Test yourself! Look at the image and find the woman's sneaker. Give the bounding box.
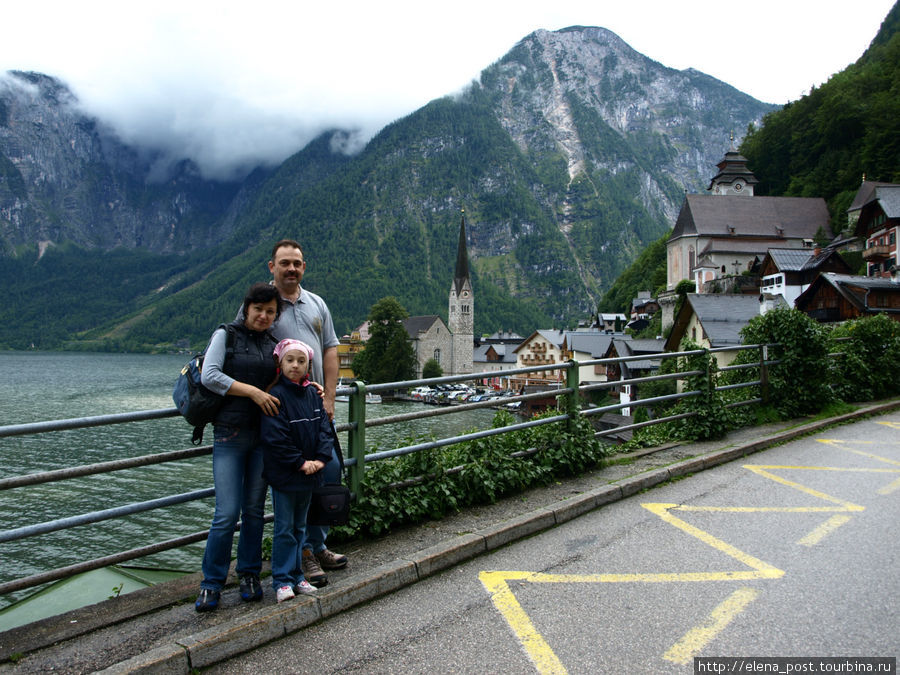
[275,585,295,603]
[239,574,263,602]
[195,588,220,612]
[293,580,318,596]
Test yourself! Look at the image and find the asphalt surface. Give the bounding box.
[1,400,898,674]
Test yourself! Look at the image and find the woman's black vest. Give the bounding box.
[214,321,278,429]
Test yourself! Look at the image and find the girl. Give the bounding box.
[260,339,335,602]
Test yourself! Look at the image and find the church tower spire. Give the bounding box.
[448,210,473,375]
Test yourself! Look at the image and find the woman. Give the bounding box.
[194,282,282,612]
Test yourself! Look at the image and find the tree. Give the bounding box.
[422,358,443,379]
[351,297,417,384]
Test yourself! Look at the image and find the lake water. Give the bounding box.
[0,351,496,608]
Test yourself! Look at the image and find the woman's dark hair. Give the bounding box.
[242,282,282,322]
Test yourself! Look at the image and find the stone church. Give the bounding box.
[403,213,474,377]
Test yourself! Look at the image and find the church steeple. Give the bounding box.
[708,137,758,196]
[453,210,470,295]
[448,210,473,375]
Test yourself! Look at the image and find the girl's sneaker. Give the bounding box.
[275,585,295,603]
[293,580,318,596]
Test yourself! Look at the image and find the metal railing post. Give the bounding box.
[564,360,580,427]
[760,344,770,404]
[347,381,367,498]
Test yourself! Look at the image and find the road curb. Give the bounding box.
[47,400,900,672]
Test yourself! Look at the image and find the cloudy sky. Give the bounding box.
[1,0,894,179]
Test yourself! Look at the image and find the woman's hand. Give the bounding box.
[249,387,281,416]
[300,460,324,475]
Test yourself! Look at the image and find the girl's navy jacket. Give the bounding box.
[260,374,335,492]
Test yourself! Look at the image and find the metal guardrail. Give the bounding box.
[0,344,775,597]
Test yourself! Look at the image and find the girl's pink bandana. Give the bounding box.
[273,339,314,386]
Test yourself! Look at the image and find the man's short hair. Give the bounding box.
[271,239,303,260]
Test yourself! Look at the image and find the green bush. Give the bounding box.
[329,408,611,540]
[668,340,729,441]
[828,314,900,401]
[739,307,834,418]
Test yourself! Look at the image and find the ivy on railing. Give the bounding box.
[331,409,611,539]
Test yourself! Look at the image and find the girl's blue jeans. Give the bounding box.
[270,486,313,589]
[199,425,267,592]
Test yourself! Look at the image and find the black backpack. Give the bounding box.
[172,324,234,444]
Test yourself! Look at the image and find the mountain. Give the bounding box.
[599,0,900,315]
[0,26,776,351]
[0,71,258,253]
[740,1,900,220]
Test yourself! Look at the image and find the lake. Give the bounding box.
[0,351,496,608]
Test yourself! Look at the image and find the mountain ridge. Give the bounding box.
[0,26,778,350]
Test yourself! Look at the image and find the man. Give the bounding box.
[266,239,346,587]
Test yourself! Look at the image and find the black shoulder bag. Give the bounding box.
[307,426,353,527]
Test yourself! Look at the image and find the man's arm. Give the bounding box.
[322,345,339,420]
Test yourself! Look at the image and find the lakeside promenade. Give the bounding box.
[2,398,898,673]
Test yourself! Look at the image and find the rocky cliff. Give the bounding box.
[0,71,246,254]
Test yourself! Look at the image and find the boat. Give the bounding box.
[334,392,382,404]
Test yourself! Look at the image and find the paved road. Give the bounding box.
[208,412,900,674]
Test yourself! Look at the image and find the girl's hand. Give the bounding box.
[300,460,324,475]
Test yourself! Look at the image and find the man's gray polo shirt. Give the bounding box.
[271,287,339,386]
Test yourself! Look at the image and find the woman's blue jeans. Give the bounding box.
[200,425,267,592]
[270,487,313,589]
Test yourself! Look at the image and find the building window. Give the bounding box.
[434,349,441,364]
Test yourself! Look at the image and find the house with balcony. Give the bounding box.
[849,181,900,278]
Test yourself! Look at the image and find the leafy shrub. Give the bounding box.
[739,308,833,418]
[828,314,900,401]
[668,340,729,440]
[329,408,611,541]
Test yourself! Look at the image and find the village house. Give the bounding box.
[473,331,523,390]
[601,337,666,416]
[664,294,771,368]
[795,272,900,323]
[509,330,568,391]
[759,246,852,307]
[849,181,900,278]
[630,291,660,321]
[337,329,366,382]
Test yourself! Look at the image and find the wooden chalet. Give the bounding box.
[795,273,900,323]
[849,181,900,278]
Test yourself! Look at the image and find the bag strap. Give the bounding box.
[328,423,354,500]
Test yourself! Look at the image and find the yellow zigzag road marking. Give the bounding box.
[663,587,760,665]
[481,458,894,673]
[797,515,853,546]
[877,421,900,430]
